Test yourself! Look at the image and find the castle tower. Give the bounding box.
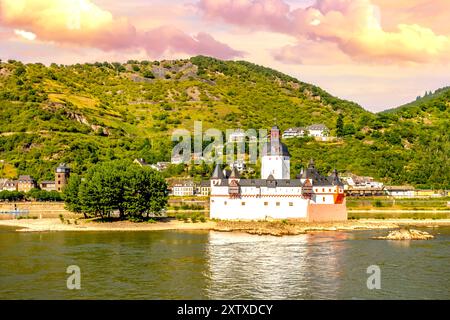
[211,164,224,186]
[261,126,290,179]
[55,163,70,192]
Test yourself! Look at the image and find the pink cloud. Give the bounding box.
[142,26,244,59]
[197,0,450,64]
[198,0,291,32]
[0,0,243,60]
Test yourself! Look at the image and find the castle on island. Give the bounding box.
[209,126,347,222]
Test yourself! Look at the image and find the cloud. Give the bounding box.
[141,26,245,59]
[14,29,37,40]
[198,0,291,32]
[0,0,243,59]
[197,0,450,64]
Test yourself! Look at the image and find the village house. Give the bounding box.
[282,127,307,139]
[282,124,330,140]
[0,178,17,191]
[39,180,57,192]
[16,175,37,192]
[134,158,171,172]
[150,162,170,172]
[171,180,195,196]
[414,190,444,198]
[307,124,329,137]
[197,181,211,196]
[384,186,415,198]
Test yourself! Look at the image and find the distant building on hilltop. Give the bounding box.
[282,124,330,139]
[307,124,329,137]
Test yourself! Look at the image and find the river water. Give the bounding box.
[0,226,449,299]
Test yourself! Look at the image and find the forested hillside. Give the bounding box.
[0,56,448,188]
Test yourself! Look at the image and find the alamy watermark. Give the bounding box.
[66,265,81,290]
[366,265,381,290]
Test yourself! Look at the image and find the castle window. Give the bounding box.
[322,188,325,192]
[329,189,331,192]
[224,201,227,205]
[241,202,246,206]
[264,202,268,206]
[322,197,325,202]
[289,202,293,206]
[276,202,280,206]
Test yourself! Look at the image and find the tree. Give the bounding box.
[343,124,356,136]
[336,114,344,137]
[69,160,168,219]
[123,166,168,217]
[63,175,84,216]
[142,70,155,79]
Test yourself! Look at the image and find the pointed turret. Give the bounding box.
[211,164,224,179]
[328,168,343,186]
[229,167,240,179]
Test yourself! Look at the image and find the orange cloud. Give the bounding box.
[0,0,243,59]
[198,0,450,64]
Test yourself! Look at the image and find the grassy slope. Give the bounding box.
[0,56,448,188]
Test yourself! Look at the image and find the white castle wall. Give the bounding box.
[210,196,309,220]
[209,182,346,221]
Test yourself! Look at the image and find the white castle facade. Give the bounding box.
[209,126,347,222]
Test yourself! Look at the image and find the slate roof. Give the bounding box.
[211,164,225,179]
[261,141,291,157]
[307,124,328,131]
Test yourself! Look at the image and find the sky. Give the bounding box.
[1,0,449,112]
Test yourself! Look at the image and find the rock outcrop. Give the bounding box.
[373,228,434,240]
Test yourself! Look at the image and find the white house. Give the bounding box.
[172,181,195,196]
[307,124,329,137]
[282,124,329,139]
[282,127,306,139]
[384,186,415,198]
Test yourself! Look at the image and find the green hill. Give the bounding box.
[0,56,448,189]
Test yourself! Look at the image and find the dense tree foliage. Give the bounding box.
[62,160,168,219]
[0,189,61,202]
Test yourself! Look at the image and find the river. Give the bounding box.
[0,226,449,299]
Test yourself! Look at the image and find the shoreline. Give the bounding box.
[1,218,450,236]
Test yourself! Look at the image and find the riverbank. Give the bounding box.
[1,218,450,236]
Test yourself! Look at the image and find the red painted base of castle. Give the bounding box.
[306,201,348,222]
